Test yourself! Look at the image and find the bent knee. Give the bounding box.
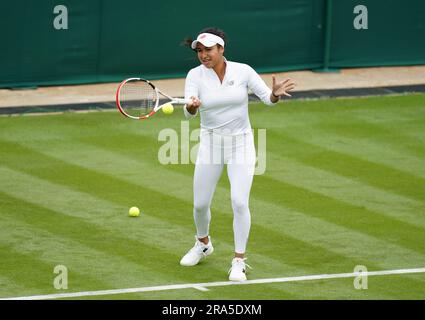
[194,202,210,215]
[231,198,249,215]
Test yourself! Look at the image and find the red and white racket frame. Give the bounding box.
[115,77,191,120]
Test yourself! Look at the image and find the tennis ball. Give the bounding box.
[129,206,140,217]
[162,103,174,115]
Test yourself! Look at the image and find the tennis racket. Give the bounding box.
[115,78,191,120]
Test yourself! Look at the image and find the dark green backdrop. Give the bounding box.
[1,0,424,88]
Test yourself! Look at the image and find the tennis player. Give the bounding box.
[179,27,295,281]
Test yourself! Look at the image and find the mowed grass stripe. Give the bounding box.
[395,128,425,148]
[250,94,425,130]
[318,119,425,160]
[0,245,107,298]
[0,274,37,299]
[8,139,425,271]
[34,137,425,258]
[41,131,425,226]
[0,168,251,284]
[248,183,425,268]
[80,272,425,300]
[0,253,66,298]
[265,153,425,227]
[7,268,425,300]
[1,141,411,287]
[1,136,422,276]
[0,140,195,230]
[1,94,424,299]
[0,188,188,272]
[0,215,148,296]
[0,166,324,286]
[79,130,425,231]
[253,173,425,254]
[0,192,234,287]
[291,127,425,179]
[4,167,392,301]
[0,158,360,286]
[267,130,425,203]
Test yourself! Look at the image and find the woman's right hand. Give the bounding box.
[186,96,201,114]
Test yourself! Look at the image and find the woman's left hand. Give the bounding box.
[272,74,296,97]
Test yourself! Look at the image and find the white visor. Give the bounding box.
[191,33,225,49]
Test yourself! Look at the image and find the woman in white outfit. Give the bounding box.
[179,27,296,281]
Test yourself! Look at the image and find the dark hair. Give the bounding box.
[182,27,227,50]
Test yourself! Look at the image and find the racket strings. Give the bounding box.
[120,81,157,117]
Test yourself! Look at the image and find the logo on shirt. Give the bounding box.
[227,80,234,86]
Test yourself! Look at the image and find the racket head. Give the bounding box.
[116,78,159,120]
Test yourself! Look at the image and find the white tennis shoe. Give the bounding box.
[228,257,251,281]
[180,236,214,266]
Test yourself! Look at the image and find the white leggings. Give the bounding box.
[193,130,256,254]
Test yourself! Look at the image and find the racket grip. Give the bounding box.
[172,98,192,105]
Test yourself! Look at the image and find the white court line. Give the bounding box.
[2,267,424,300]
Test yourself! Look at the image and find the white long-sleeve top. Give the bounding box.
[183,60,277,135]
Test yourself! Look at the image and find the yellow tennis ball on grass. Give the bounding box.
[129,206,140,217]
[162,103,174,115]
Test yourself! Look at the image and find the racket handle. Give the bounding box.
[172,98,192,105]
